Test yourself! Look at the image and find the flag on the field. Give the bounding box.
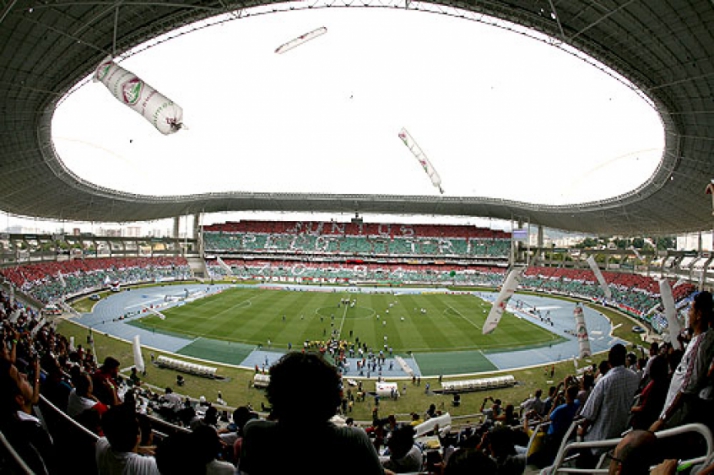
[483,266,525,334]
[57,271,66,288]
[659,279,681,350]
[573,303,591,358]
[586,256,611,299]
[217,256,233,274]
[133,335,145,373]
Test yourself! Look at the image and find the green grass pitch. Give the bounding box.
[130,288,563,354]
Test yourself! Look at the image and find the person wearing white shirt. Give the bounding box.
[577,344,639,468]
[96,406,160,475]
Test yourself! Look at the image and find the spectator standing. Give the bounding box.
[577,344,640,467]
[480,397,502,423]
[541,386,557,417]
[520,389,544,419]
[41,353,73,412]
[629,355,669,430]
[652,291,714,431]
[642,342,660,383]
[129,367,142,387]
[576,373,595,410]
[67,372,113,419]
[92,356,121,407]
[240,352,384,474]
[498,404,519,426]
[157,387,182,421]
[537,384,580,467]
[0,358,56,475]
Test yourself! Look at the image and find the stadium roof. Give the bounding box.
[0,1,712,235]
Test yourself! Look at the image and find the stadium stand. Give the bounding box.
[521,267,696,328]
[0,230,696,341]
[0,257,191,304]
[1,0,713,471]
[206,259,508,287]
[202,220,511,259]
[0,282,713,474]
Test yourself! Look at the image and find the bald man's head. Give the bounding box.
[608,430,658,475]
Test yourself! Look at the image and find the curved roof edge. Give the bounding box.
[1,1,712,235]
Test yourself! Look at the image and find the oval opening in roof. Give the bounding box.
[52,4,663,205]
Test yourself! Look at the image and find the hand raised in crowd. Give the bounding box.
[649,418,664,433]
[650,459,677,475]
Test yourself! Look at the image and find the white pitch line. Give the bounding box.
[336,304,350,339]
[446,305,482,331]
[201,298,254,323]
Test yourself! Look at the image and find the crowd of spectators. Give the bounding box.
[0,257,191,303]
[207,260,506,286]
[521,267,696,319]
[0,253,693,335]
[1,276,713,474]
[202,220,511,259]
[203,220,511,239]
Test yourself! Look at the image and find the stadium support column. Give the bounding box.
[193,213,201,240]
[509,217,515,266]
[537,225,544,265]
[173,217,180,239]
[701,256,713,291]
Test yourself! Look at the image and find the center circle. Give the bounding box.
[315,306,375,319]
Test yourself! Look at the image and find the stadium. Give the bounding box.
[0,1,713,474]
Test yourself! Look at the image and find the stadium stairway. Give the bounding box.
[187,256,207,278]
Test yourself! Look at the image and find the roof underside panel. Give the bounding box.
[0,0,712,235]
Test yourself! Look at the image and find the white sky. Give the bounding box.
[52,5,663,208]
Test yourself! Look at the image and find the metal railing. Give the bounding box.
[550,422,713,474]
[0,429,35,475]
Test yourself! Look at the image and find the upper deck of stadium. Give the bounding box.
[0,1,712,234]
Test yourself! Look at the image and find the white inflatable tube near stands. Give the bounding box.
[414,413,451,438]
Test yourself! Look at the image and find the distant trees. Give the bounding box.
[573,236,675,251]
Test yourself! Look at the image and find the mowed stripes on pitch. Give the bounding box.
[135,288,563,353]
